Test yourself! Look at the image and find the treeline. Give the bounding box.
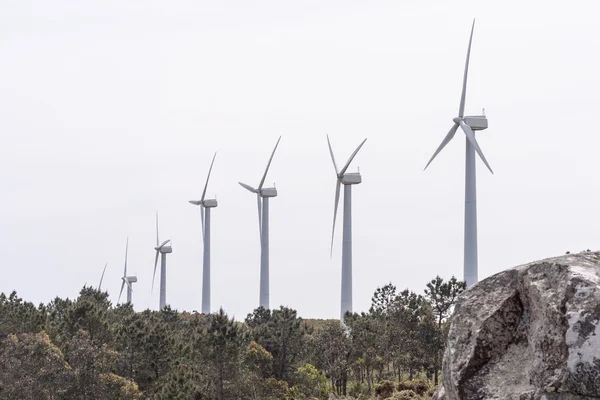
[0,276,464,400]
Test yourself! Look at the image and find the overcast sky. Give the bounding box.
[1,1,599,319]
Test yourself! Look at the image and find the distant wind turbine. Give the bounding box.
[98,263,108,291]
[424,19,493,288]
[327,134,367,323]
[118,237,137,304]
[239,136,281,309]
[189,152,218,314]
[152,212,172,309]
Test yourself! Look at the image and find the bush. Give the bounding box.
[295,364,328,399]
[397,380,429,395]
[374,380,395,398]
[386,390,419,400]
[426,386,438,397]
[348,381,365,398]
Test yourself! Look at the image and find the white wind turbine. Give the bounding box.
[189,152,218,314]
[118,237,137,304]
[424,19,493,288]
[152,212,172,309]
[327,134,367,323]
[239,136,281,309]
[98,263,108,291]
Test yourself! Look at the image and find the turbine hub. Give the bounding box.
[453,117,463,124]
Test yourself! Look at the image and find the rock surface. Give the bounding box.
[434,252,600,400]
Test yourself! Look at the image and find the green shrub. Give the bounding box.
[397,380,429,395]
[348,381,365,398]
[386,390,419,400]
[374,380,395,398]
[426,386,438,397]
[294,364,328,399]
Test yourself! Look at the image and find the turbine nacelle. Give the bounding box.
[158,245,172,254]
[126,276,138,283]
[260,187,277,198]
[453,115,488,131]
[189,199,218,208]
[341,173,361,185]
[203,198,218,208]
[463,115,488,131]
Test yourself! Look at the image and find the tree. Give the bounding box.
[203,308,244,400]
[0,331,141,400]
[312,322,352,396]
[0,291,45,336]
[152,365,204,400]
[369,283,398,315]
[0,331,70,399]
[345,312,382,392]
[60,287,112,345]
[294,363,328,399]
[424,275,466,384]
[63,329,142,399]
[246,306,311,382]
[424,276,466,327]
[245,340,273,379]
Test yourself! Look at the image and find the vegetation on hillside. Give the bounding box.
[0,276,465,399]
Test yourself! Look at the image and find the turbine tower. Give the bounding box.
[189,152,218,314]
[239,136,281,309]
[327,135,367,323]
[424,19,493,288]
[98,263,107,291]
[118,237,137,304]
[152,212,172,309]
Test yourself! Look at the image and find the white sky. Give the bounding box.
[1,1,599,319]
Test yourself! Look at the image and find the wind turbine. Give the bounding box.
[152,212,172,309]
[424,19,493,288]
[98,263,107,291]
[189,152,218,314]
[239,136,281,309]
[118,237,137,304]
[327,134,367,323]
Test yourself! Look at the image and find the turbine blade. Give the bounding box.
[155,211,159,247]
[123,237,129,277]
[152,250,159,293]
[459,19,476,118]
[200,205,205,241]
[326,134,339,175]
[239,182,257,193]
[339,138,368,177]
[258,136,281,190]
[330,179,342,258]
[201,152,217,202]
[189,200,202,205]
[257,193,262,240]
[459,120,494,174]
[424,123,459,170]
[98,263,107,290]
[158,239,171,249]
[118,280,125,303]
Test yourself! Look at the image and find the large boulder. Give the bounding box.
[435,252,600,400]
